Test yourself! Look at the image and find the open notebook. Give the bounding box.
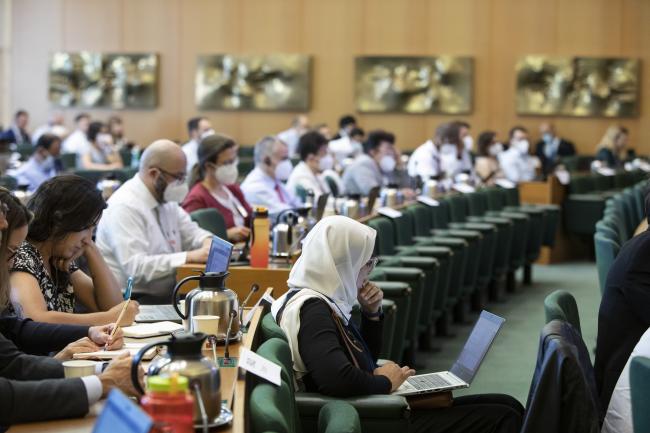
[73,342,160,361]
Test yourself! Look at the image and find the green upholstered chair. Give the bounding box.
[0,175,17,190]
[323,176,339,197]
[630,356,650,433]
[190,208,228,239]
[73,169,114,183]
[594,232,620,296]
[255,338,408,433]
[261,312,288,342]
[59,153,78,171]
[350,298,398,361]
[295,184,309,202]
[544,290,582,335]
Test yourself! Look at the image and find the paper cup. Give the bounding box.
[192,314,220,337]
[63,360,97,378]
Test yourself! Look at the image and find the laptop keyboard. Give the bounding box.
[407,374,453,390]
[135,305,181,322]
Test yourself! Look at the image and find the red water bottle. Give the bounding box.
[250,206,270,268]
[141,374,195,433]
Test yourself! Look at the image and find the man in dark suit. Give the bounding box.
[534,122,576,177]
[0,316,136,427]
[2,110,31,146]
[594,193,650,413]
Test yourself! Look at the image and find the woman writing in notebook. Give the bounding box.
[9,175,139,326]
[271,216,523,433]
[0,188,141,426]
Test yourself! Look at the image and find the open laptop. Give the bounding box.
[393,310,505,396]
[135,236,234,323]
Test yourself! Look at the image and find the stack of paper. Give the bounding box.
[122,321,184,338]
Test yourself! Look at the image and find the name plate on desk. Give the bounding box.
[495,179,516,189]
[239,347,281,386]
[417,196,439,207]
[453,184,476,194]
[377,207,403,219]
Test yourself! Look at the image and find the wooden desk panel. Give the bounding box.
[8,305,266,433]
[176,264,291,304]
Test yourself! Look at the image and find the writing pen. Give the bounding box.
[104,277,134,351]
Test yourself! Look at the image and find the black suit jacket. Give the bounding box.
[0,317,91,427]
[0,315,89,355]
[594,229,650,413]
[535,138,576,175]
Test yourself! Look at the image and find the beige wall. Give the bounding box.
[8,0,650,154]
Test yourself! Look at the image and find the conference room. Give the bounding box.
[1,0,650,432]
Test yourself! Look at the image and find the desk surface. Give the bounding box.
[8,304,265,433]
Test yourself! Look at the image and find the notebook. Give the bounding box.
[73,342,160,360]
[122,321,184,338]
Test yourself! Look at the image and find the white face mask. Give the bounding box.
[379,155,396,173]
[318,154,334,172]
[163,181,189,203]
[274,159,293,181]
[97,133,113,147]
[463,135,474,151]
[514,139,530,155]
[214,162,238,184]
[489,143,504,157]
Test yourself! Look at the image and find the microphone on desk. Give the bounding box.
[239,283,260,322]
[224,309,238,360]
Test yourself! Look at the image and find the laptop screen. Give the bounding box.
[205,236,234,273]
[450,310,505,384]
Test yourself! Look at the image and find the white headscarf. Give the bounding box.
[271,215,376,382]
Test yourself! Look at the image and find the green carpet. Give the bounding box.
[418,262,600,404]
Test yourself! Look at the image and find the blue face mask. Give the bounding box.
[543,133,553,144]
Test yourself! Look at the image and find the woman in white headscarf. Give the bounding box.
[271,216,524,433]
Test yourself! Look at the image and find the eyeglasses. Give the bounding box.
[366,256,379,272]
[156,167,187,184]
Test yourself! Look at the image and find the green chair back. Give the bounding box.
[250,381,299,433]
[594,233,620,296]
[631,356,650,433]
[447,194,469,223]
[261,313,288,342]
[16,143,34,161]
[324,176,339,198]
[544,290,582,335]
[295,184,308,202]
[59,153,77,171]
[256,338,295,388]
[190,208,228,239]
[367,217,396,255]
[0,175,17,190]
[406,205,433,236]
[118,147,132,167]
[73,169,113,183]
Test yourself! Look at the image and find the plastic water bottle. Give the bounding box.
[250,206,270,268]
[141,375,195,433]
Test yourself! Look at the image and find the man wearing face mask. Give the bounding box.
[408,122,465,181]
[455,120,475,173]
[342,130,397,196]
[498,126,538,183]
[241,136,301,217]
[286,131,333,201]
[10,133,63,192]
[534,122,576,177]
[96,140,213,304]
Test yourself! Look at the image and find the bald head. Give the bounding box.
[140,139,186,174]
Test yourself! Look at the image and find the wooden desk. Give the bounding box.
[176,264,291,304]
[8,303,266,433]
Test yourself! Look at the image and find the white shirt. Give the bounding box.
[329,136,362,164]
[32,123,68,145]
[407,140,441,179]
[95,174,212,297]
[241,167,300,216]
[497,147,537,183]
[182,139,199,174]
[62,129,88,156]
[602,328,650,433]
[286,161,331,201]
[277,128,301,158]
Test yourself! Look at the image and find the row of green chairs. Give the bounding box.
[594,179,647,294]
[565,170,646,237]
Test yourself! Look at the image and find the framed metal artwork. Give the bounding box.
[355,56,474,114]
[516,55,639,117]
[48,52,159,109]
[195,54,311,111]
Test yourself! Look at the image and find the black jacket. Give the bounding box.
[522,320,600,433]
[534,138,576,176]
[595,229,650,412]
[0,316,91,428]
